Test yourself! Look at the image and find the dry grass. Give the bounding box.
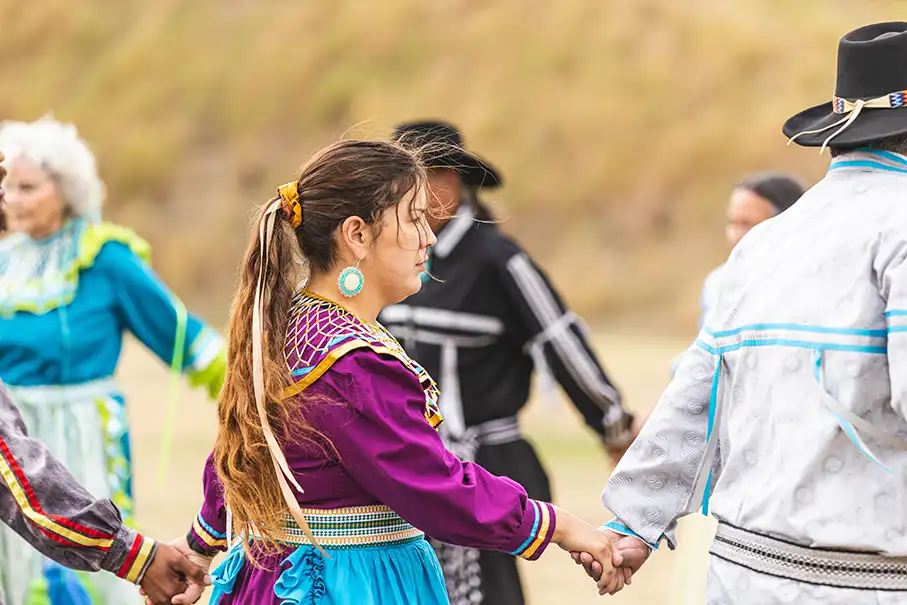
[3,1,905,331]
[125,326,714,604]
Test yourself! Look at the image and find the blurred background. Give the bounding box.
[4,1,905,602]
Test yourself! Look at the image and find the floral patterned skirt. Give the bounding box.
[0,378,141,605]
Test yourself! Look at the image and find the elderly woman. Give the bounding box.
[0,117,225,604]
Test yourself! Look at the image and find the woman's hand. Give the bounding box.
[571,528,652,596]
[141,536,214,605]
[551,507,620,590]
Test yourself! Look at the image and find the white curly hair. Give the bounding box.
[0,116,105,222]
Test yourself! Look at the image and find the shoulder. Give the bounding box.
[324,347,420,384]
[79,222,151,271]
[0,232,27,256]
[299,347,424,413]
[467,223,531,272]
[702,264,725,294]
[284,296,425,398]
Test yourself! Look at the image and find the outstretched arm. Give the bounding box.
[0,382,155,581]
[99,242,226,399]
[498,251,635,454]
[602,340,720,550]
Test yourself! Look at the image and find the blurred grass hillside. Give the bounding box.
[2,0,903,331]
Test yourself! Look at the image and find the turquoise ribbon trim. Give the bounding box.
[701,353,722,516]
[602,521,659,550]
[695,321,891,515]
[827,149,907,175]
[705,323,886,338]
[866,149,907,166]
[812,349,891,473]
[197,514,227,540]
[696,338,886,356]
[509,500,542,556]
[830,160,907,174]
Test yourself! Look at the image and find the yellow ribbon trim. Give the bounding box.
[520,501,551,560]
[0,453,115,549]
[192,517,227,548]
[123,537,156,583]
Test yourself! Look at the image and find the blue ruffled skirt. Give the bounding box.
[210,539,449,605]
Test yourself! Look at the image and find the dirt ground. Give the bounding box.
[123,328,715,604]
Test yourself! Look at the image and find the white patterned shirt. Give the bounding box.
[603,149,907,555]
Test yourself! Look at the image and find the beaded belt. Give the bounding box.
[268,505,424,549]
[711,522,907,590]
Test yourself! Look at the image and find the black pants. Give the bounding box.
[477,549,525,605]
[472,438,552,605]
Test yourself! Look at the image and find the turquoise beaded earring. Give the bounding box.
[337,260,364,298]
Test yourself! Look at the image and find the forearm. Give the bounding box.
[0,384,156,581]
[600,344,717,548]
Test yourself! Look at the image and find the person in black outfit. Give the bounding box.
[379,121,641,605]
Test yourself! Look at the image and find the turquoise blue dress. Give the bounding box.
[0,218,225,605]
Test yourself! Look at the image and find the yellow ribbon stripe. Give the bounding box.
[123,537,156,583]
[193,517,227,549]
[520,500,552,560]
[0,444,115,549]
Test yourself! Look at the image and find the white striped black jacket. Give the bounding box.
[378,207,633,449]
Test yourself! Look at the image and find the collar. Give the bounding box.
[432,204,476,259]
[828,148,907,175]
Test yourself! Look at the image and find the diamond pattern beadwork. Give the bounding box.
[283,291,443,429]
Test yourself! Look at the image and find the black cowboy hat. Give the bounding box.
[392,120,503,188]
[783,22,907,149]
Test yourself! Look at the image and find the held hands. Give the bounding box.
[571,528,651,596]
[140,536,214,605]
[551,507,622,592]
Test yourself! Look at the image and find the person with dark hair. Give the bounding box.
[581,22,907,604]
[169,139,626,605]
[699,172,806,328]
[378,121,639,605]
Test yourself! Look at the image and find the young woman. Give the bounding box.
[172,140,623,604]
[0,118,225,604]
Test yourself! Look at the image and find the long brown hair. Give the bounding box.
[214,140,427,561]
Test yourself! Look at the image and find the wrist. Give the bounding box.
[187,530,221,557]
[603,411,635,450]
[551,506,568,544]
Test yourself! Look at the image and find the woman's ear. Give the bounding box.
[338,215,371,262]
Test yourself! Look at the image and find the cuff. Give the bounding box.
[602,519,672,551]
[102,526,157,584]
[188,512,228,555]
[507,499,556,561]
[187,331,226,400]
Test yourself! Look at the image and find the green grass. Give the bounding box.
[4,1,904,330]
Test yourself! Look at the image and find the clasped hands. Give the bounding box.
[142,518,649,602]
[139,536,214,605]
[553,509,650,597]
